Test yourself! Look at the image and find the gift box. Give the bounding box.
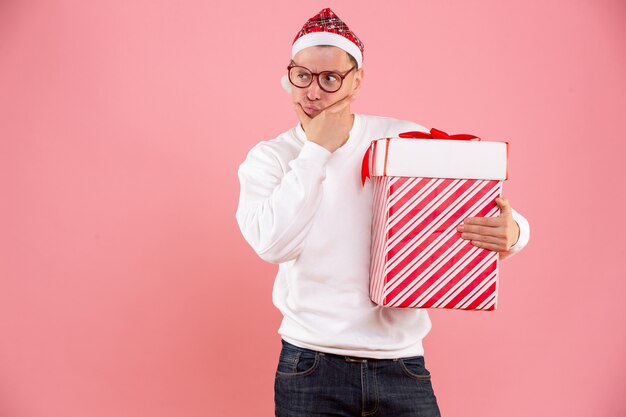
[361,128,508,311]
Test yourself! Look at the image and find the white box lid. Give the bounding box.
[369,138,508,180]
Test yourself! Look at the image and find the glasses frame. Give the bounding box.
[287,62,357,93]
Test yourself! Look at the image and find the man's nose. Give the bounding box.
[306,77,322,100]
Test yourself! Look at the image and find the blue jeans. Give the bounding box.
[275,340,441,417]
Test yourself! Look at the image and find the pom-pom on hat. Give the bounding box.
[292,8,364,69]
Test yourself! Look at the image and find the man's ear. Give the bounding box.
[351,68,364,96]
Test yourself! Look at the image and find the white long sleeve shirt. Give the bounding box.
[236,114,530,359]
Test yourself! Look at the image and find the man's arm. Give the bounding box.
[456,197,530,260]
[237,94,356,264]
[236,140,331,264]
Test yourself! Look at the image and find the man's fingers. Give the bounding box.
[324,93,354,114]
[463,199,512,226]
[460,232,494,243]
[457,198,517,251]
[462,216,504,227]
[459,224,506,237]
[461,230,506,241]
[460,232,509,252]
[470,240,505,252]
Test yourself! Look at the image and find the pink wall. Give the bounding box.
[1,1,625,416]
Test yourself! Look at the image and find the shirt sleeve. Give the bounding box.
[499,207,530,261]
[236,140,331,264]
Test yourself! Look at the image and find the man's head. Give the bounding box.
[289,45,363,118]
[283,8,364,118]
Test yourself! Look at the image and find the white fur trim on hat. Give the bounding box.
[280,74,292,94]
[292,32,363,68]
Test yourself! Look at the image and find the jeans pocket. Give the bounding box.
[276,344,320,378]
[399,356,432,380]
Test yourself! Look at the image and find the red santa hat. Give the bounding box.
[281,8,364,93]
[292,8,364,68]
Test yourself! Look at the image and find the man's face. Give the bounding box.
[290,46,363,118]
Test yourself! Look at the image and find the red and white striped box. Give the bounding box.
[361,129,508,311]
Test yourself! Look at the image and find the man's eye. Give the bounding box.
[324,74,339,82]
[298,73,311,80]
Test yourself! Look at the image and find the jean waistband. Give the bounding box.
[281,339,422,363]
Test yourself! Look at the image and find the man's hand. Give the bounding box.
[457,197,520,253]
[293,94,355,153]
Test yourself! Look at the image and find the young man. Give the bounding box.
[236,8,530,417]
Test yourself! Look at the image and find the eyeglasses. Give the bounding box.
[287,62,356,93]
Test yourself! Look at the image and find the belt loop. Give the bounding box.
[345,356,368,363]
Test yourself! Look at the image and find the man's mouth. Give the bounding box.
[303,105,319,113]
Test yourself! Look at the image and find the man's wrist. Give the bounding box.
[300,140,332,161]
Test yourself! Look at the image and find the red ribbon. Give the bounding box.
[361,128,481,186]
[360,139,378,186]
[398,128,480,141]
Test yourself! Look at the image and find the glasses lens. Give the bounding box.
[319,72,342,92]
[289,67,312,87]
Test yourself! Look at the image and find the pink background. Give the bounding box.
[2,1,625,416]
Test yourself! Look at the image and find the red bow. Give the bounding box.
[361,128,481,185]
